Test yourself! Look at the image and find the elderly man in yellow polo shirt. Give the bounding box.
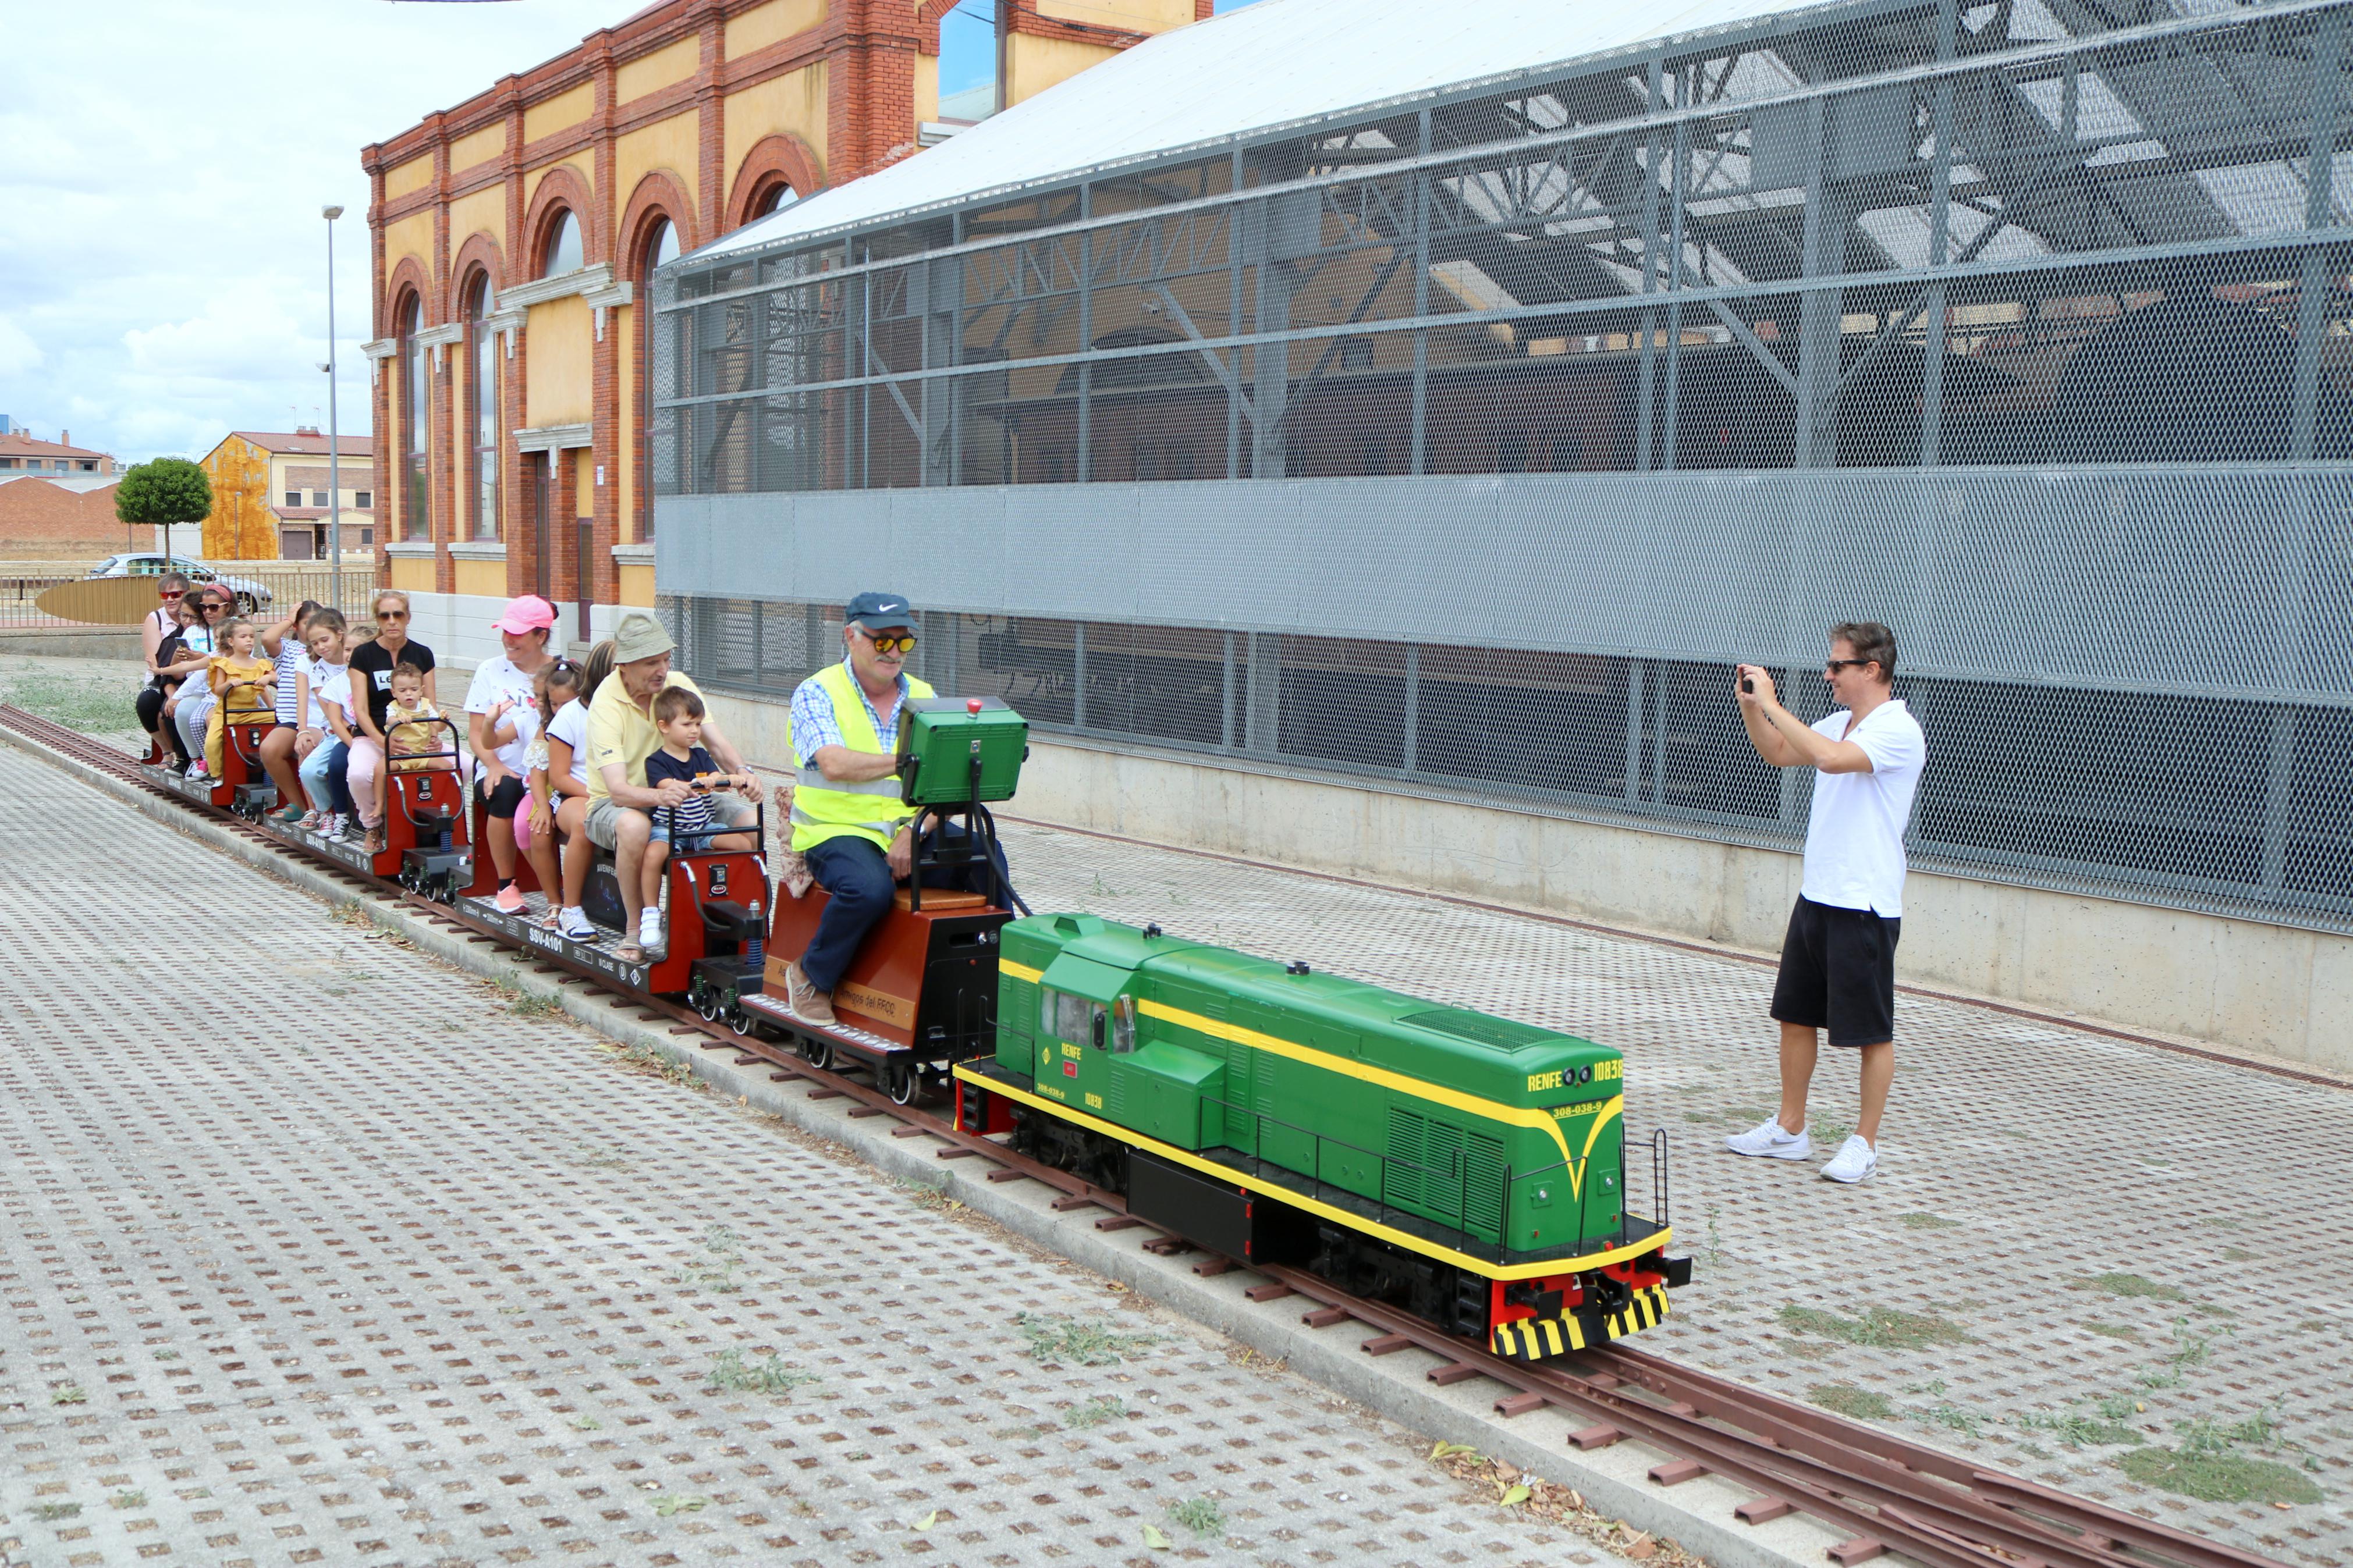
[556,612,763,960]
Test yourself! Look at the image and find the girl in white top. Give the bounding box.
[519,662,585,925]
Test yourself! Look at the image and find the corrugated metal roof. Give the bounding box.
[694,0,1878,261]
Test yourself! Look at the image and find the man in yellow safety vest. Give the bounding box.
[778,592,1010,1025]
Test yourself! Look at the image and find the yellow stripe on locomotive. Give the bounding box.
[959,913,1690,1358]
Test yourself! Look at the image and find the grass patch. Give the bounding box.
[1015,1312,1158,1367]
[1898,1212,1958,1230]
[2220,1246,2254,1262]
[705,1348,815,1396]
[1779,1303,1972,1350]
[2076,1272,2185,1302]
[2121,1447,2321,1506]
[2084,1322,2141,1341]
[594,1040,704,1090]
[2021,1412,2141,1449]
[510,991,564,1019]
[1166,1496,1227,1538]
[109,1491,147,1509]
[1811,1117,1854,1147]
[1808,1384,1892,1421]
[1063,1395,1128,1429]
[49,1385,86,1405]
[30,1501,82,1522]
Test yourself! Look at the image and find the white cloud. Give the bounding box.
[0,0,619,460]
[0,317,42,378]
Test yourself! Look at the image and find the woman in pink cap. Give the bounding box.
[465,594,558,912]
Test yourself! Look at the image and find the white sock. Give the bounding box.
[640,909,661,938]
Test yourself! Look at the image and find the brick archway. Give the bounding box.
[617,172,698,283]
[521,163,599,276]
[724,134,823,234]
[450,232,506,314]
[382,255,432,336]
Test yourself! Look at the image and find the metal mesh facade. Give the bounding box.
[654,0,2353,934]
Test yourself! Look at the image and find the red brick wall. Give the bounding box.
[0,480,126,552]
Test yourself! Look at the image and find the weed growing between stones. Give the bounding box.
[705,1348,815,1396]
[1808,1384,1892,1420]
[1015,1311,1158,1367]
[1064,1395,1127,1428]
[1166,1495,1226,1538]
[2084,1321,2141,1341]
[2018,1409,2140,1449]
[1424,1443,1708,1564]
[1898,1212,1959,1229]
[675,1224,743,1293]
[2075,1271,2185,1302]
[1777,1303,1972,1350]
[30,1501,81,1521]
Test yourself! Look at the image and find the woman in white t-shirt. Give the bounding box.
[467,595,559,912]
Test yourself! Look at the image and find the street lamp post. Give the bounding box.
[322,204,345,612]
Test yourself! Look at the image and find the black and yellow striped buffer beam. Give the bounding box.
[1488,1285,1670,1362]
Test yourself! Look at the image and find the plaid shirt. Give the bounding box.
[790,657,907,767]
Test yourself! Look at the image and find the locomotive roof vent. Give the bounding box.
[1286,959,1311,975]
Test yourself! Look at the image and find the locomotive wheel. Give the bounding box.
[799,1035,832,1071]
[694,986,720,1023]
[882,1061,917,1107]
[727,1004,753,1038]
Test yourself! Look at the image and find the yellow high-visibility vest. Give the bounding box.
[789,660,935,853]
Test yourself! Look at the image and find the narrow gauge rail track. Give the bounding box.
[3,703,2291,1568]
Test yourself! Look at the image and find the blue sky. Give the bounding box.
[0,0,1261,468]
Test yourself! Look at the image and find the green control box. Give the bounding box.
[897,697,1028,806]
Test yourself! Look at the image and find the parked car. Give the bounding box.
[87,553,274,614]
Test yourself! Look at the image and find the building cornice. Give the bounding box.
[495,262,615,313]
[514,423,595,453]
[583,279,635,340]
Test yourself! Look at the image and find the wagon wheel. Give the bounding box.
[882,1060,917,1107]
[727,1005,754,1038]
[799,1034,832,1072]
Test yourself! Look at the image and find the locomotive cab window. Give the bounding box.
[1042,990,1092,1047]
[1112,995,1136,1054]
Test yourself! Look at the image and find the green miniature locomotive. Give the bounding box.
[954,913,1688,1362]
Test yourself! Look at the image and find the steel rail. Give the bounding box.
[0,704,2292,1568]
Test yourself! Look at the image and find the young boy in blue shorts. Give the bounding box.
[638,685,760,954]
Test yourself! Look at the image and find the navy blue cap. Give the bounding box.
[844,591,917,631]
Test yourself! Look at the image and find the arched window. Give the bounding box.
[542,209,583,277]
[637,217,682,541]
[749,182,797,221]
[397,293,427,545]
[464,273,500,542]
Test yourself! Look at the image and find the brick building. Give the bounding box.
[0,429,115,478]
[361,0,1199,667]
[0,475,123,557]
[197,429,377,561]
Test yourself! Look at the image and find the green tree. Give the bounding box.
[114,457,212,559]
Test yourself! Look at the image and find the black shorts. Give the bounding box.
[479,773,528,819]
[1769,895,1900,1047]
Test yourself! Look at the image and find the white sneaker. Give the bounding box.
[1820,1135,1878,1183]
[1725,1116,1812,1160]
[638,909,665,956]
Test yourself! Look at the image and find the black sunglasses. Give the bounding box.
[1825,658,1876,674]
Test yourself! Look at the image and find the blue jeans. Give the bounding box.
[300,739,352,815]
[799,823,1010,994]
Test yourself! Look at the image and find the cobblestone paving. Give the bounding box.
[0,742,1634,1567]
[995,819,2353,1564]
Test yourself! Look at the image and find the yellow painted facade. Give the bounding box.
[448,120,507,175]
[617,34,701,102]
[385,154,434,199]
[724,0,827,58]
[1041,0,1195,26]
[723,61,828,181]
[915,51,939,124]
[1006,34,1122,106]
[453,557,509,597]
[199,436,278,561]
[383,209,435,282]
[617,118,701,211]
[619,563,657,607]
[523,81,594,143]
[389,556,436,592]
[446,186,506,257]
[525,297,594,426]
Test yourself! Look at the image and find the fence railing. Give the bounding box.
[1,561,382,632]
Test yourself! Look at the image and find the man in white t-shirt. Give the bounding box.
[1726,621,1926,1184]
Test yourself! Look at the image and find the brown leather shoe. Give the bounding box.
[784,961,836,1026]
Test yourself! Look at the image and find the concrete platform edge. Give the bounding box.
[2,723,1863,1568]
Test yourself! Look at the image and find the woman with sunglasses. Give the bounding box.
[162,588,233,775]
[135,571,193,756]
[345,589,437,854]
